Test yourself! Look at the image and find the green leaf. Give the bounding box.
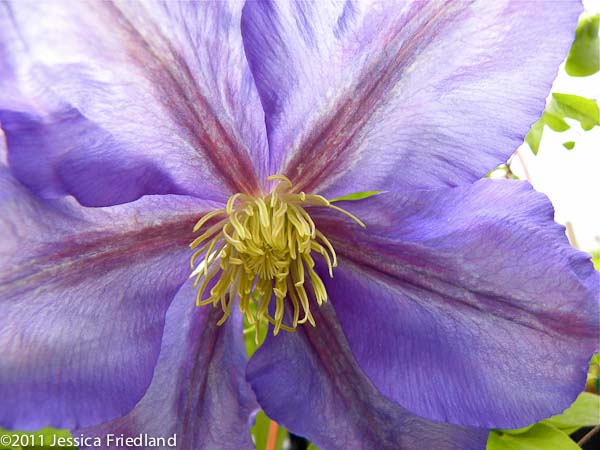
[329,191,382,202]
[591,250,600,271]
[489,391,600,450]
[487,423,579,450]
[307,444,321,450]
[503,425,536,435]
[549,93,600,131]
[540,111,570,132]
[0,428,76,450]
[525,120,544,154]
[525,94,599,153]
[544,392,600,430]
[566,15,600,77]
[242,291,268,357]
[251,411,287,450]
[243,316,268,358]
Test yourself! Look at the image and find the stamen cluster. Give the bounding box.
[189,175,363,336]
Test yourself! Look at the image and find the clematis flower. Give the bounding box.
[0,1,598,449]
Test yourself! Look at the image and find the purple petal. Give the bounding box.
[79,281,258,450]
[0,167,220,430]
[0,0,267,206]
[314,179,599,428]
[247,303,489,450]
[241,1,581,195]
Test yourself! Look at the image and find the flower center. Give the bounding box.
[189,175,364,336]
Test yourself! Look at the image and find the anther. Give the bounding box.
[189,175,363,340]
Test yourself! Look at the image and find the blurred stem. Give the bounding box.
[515,149,532,182]
[565,222,580,249]
[577,423,600,447]
[266,420,279,450]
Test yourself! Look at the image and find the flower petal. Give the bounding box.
[0,0,267,206]
[241,1,581,195]
[247,303,489,450]
[314,180,600,428]
[78,281,258,450]
[0,167,219,430]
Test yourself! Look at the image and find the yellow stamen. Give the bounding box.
[189,175,363,336]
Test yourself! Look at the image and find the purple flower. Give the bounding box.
[0,1,598,449]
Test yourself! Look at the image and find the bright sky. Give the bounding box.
[510,2,599,252]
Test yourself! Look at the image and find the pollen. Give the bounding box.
[189,175,364,338]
